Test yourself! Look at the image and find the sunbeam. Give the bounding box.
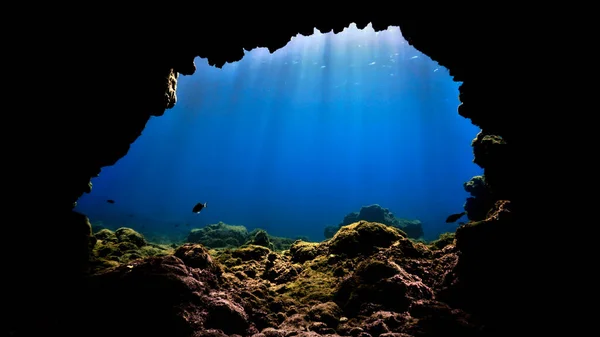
[75,23,480,242]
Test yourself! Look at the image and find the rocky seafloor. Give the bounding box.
[75,200,512,337]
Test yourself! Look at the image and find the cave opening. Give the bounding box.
[74,23,482,243]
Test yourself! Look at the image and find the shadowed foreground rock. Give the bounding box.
[77,221,488,337]
[84,250,248,336]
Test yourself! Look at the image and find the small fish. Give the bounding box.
[185,223,191,227]
[106,199,115,204]
[445,211,466,223]
[174,224,180,228]
[192,202,207,213]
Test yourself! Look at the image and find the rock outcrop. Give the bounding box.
[328,204,424,239]
[77,222,482,337]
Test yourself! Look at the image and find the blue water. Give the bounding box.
[75,24,482,242]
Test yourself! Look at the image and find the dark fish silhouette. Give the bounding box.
[106,199,115,204]
[445,211,466,223]
[192,202,207,213]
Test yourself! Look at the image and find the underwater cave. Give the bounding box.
[75,24,482,243]
[6,11,532,337]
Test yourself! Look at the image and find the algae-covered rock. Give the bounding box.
[281,255,338,302]
[174,243,223,275]
[186,223,303,252]
[81,218,483,335]
[247,229,274,250]
[428,232,455,250]
[115,227,146,248]
[247,228,305,252]
[262,253,302,284]
[269,235,300,251]
[121,251,144,261]
[95,228,117,243]
[289,240,321,263]
[116,241,138,252]
[334,258,433,316]
[139,244,171,257]
[334,204,424,239]
[91,227,173,273]
[308,301,343,328]
[232,245,271,261]
[187,222,248,248]
[328,221,405,257]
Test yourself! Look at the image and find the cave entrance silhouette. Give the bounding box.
[74,23,481,243]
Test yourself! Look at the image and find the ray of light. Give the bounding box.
[75,23,481,241]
